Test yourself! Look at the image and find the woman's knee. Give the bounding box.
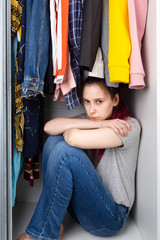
[43,135,64,157]
[42,135,64,172]
[44,135,64,150]
[52,141,89,171]
[54,141,82,158]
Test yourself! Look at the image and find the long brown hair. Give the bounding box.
[82,77,132,119]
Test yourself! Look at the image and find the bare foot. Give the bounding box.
[16,233,35,240]
[17,224,64,240]
[59,224,64,237]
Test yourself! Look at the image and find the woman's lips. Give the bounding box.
[90,117,98,120]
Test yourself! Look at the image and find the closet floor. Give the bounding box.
[13,203,142,240]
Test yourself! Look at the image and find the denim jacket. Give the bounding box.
[21,0,50,97]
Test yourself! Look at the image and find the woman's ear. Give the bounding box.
[113,93,119,107]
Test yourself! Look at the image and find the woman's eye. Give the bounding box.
[83,99,89,104]
[97,100,103,104]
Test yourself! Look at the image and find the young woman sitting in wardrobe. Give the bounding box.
[17,76,141,240]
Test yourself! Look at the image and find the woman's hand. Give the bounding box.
[101,119,131,137]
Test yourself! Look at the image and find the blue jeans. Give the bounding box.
[21,0,50,97]
[26,136,129,240]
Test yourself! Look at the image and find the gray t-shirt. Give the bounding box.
[79,114,141,210]
[96,117,141,209]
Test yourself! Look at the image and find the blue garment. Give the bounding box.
[23,94,44,158]
[16,0,26,82]
[12,124,23,207]
[21,0,50,97]
[25,136,129,239]
[64,0,84,110]
[11,37,23,207]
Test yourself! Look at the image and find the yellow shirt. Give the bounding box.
[108,0,131,83]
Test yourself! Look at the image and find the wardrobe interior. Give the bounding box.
[11,1,160,240]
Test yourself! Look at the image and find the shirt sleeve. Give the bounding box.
[118,118,141,150]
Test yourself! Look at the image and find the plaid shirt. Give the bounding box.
[64,0,84,110]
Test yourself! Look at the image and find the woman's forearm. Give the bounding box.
[63,119,131,149]
[44,117,131,136]
[44,118,103,135]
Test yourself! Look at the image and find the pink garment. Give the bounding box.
[54,50,76,101]
[128,0,148,89]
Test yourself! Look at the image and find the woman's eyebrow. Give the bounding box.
[83,97,89,101]
[94,97,106,101]
[83,97,106,101]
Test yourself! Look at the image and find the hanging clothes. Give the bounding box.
[49,0,76,101]
[14,43,25,154]
[11,0,22,36]
[21,0,50,97]
[11,0,25,153]
[79,0,103,71]
[24,156,40,187]
[54,50,76,101]
[108,0,131,84]
[23,94,44,158]
[16,0,26,83]
[101,0,119,88]
[44,36,56,95]
[83,47,104,79]
[128,0,148,89]
[50,0,69,84]
[22,94,44,186]
[11,37,23,207]
[62,0,84,110]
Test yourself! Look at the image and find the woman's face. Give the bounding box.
[83,84,119,121]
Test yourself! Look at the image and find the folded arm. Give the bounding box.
[44,117,104,135]
[63,127,125,149]
[44,117,131,137]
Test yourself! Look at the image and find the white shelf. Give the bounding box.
[13,203,143,240]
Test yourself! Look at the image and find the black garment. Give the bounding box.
[44,38,56,95]
[23,94,44,158]
[17,0,26,82]
[79,0,103,71]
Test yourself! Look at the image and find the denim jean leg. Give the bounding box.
[26,141,128,239]
[42,135,64,185]
[26,141,74,240]
[22,0,50,97]
[57,144,127,236]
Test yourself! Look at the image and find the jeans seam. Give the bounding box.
[39,160,64,238]
[89,226,119,233]
[65,154,120,220]
[21,91,45,99]
[26,229,57,240]
[24,76,44,81]
[36,0,47,78]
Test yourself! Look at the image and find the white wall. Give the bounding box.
[131,1,158,240]
[156,0,160,239]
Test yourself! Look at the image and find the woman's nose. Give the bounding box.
[90,104,96,114]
